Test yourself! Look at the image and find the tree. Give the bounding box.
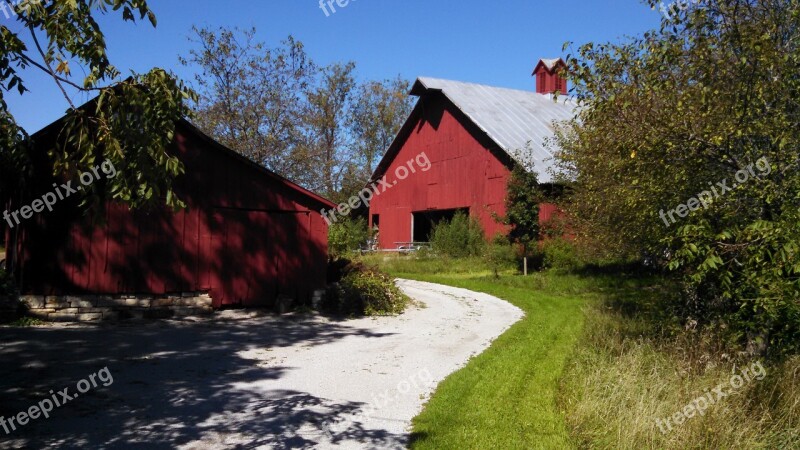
[502,165,542,253]
[180,27,316,187]
[348,77,413,178]
[556,0,800,354]
[303,62,357,195]
[1,0,194,212]
[182,27,411,202]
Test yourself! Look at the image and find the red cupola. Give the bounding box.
[533,58,568,95]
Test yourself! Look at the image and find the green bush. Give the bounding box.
[328,261,409,316]
[486,234,518,277]
[430,212,485,258]
[0,267,16,297]
[541,238,581,270]
[328,217,370,259]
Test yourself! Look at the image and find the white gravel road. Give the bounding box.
[0,279,523,449]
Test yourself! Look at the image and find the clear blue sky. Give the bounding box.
[7,0,662,133]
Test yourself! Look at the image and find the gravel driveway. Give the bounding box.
[0,279,523,449]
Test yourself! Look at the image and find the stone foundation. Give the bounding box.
[11,293,214,322]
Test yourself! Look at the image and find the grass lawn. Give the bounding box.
[364,255,651,450]
[365,255,800,449]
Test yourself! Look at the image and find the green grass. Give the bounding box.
[363,254,652,450]
[363,254,800,449]
[558,284,800,450]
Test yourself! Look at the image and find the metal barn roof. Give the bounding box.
[410,77,576,183]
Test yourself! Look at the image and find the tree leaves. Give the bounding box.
[557,0,800,354]
[1,0,196,215]
[181,27,412,200]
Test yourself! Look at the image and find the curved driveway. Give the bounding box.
[0,279,523,449]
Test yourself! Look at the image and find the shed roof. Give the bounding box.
[409,77,576,183]
[29,100,336,210]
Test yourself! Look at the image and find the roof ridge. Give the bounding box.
[410,76,577,183]
[415,76,548,98]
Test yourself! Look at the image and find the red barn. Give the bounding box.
[368,59,575,249]
[4,118,335,310]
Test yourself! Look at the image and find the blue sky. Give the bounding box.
[6,0,662,133]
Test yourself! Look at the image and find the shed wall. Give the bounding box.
[10,123,330,308]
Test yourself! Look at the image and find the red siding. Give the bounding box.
[10,122,332,309]
[369,96,511,248]
[369,95,564,249]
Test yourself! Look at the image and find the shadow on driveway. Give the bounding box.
[0,313,404,449]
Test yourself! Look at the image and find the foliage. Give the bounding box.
[360,253,505,277]
[430,212,486,258]
[180,27,315,187]
[0,267,16,297]
[8,316,46,327]
[556,0,800,355]
[304,61,357,194]
[502,165,542,250]
[1,0,195,212]
[541,238,581,271]
[328,261,408,316]
[56,71,195,210]
[328,217,370,259]
[181,27,412,199]
[560,279,800,449]
[486,234,517,278]
[348,77,414,178]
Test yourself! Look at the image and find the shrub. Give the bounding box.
[430,212,485,258]
[486,234,517,277]
[541,238,581,270]
[327,261,409,316]
[328,217,370,259]
[0,267,15,297]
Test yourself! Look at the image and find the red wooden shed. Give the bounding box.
[5,118,335,309]
[368,59,575,249]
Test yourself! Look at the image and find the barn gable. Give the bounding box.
[407,77,575,183]
[367,67,576,250]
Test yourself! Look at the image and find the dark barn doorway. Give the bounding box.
[412,208,469,242]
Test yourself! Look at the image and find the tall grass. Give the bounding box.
[559,286,800,449]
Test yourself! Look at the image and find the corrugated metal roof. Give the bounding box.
[412,77,576,183]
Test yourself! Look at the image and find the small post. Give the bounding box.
[523,257,528,276]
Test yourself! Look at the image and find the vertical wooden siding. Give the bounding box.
[369,97,511,248]
[368,96,564,249]
[13,123,330,308]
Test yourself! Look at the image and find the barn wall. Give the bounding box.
[13,123,330,309]
[369,97,511,249]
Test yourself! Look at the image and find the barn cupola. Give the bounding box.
[533,58,568,95]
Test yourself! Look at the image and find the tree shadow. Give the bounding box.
[0,314,406,449]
